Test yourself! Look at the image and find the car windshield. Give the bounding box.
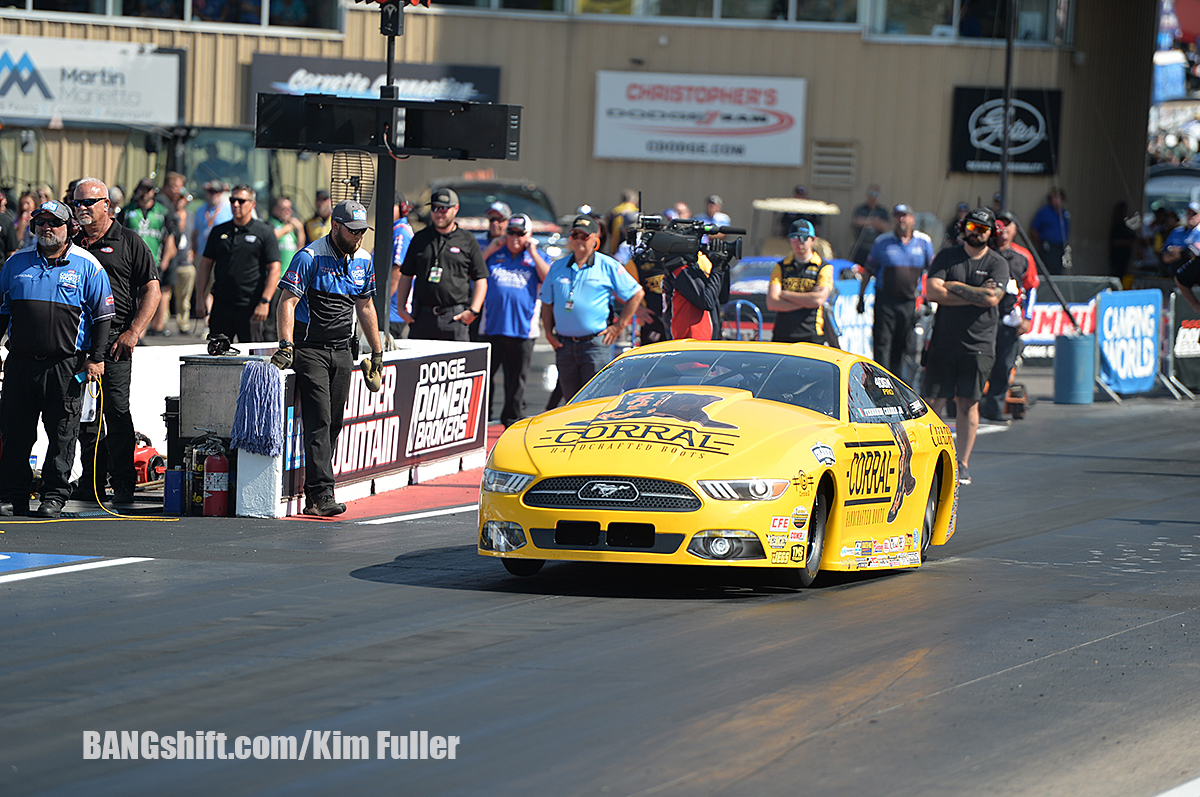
[573,350,840,419]
[450,186,557,224]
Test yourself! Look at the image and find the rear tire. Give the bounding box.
[920,474,940,563]
[502,558,545,577]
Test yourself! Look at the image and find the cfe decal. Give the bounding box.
[845,422,915,524]
[405,357,485,457]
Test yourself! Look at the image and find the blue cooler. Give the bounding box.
[163,468,186,514]
[1053,334,1095,404]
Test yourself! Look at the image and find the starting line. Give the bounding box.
[358,505,479,526]
[0,556,152,584]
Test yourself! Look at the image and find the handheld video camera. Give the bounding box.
[625,214,745,265]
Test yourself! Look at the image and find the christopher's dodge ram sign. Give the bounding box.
[282,347,489,497]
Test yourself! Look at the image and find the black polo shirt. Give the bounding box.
[400,224,486,309]
[203,218,281,307]
[74,219,158,335]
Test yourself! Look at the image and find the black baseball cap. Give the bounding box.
[331,199,372,231]
[430,188,459,207]
[571,215,599,235]
[965,207,996,230]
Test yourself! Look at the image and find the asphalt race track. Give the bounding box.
[2,372,1200,796]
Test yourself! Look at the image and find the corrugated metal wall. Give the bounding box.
[1,0,1155,271]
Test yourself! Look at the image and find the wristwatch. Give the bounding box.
[259,296,271,305]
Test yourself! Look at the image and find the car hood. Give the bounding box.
[511,387,841,480]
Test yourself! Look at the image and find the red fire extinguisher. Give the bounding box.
[202,450,230,517]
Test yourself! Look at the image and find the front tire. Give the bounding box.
[502,558,545,577]
[920,474,940,563]
[797,492,828,587]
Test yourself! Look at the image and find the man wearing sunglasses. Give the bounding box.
[540,216,643,401]
[195,185,282,343]
[71,177,161,505]
[274,200,382,517]
[923,207,1007,487]
[767,219,834,344]
[395,188,487,341]
[479,214,550,426]
[0,201,115,518]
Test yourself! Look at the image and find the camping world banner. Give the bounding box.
[1097,290,1161,395]
[594,71,806,166]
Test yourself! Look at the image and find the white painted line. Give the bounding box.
[358,504,479,526]
[1155,776,1200,797]
[0,557,153,584]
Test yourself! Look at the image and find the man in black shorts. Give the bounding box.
[923,207,1006,486]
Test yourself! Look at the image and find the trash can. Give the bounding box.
[1053,334,1094,404]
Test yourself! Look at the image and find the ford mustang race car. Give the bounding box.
[478,341,959,586]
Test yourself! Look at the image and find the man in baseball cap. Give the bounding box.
[429,187,459,208]
[305,189,332,243]
[923,205,1008,487]
[768,219,834,344]
[486,201,512,243]
[858,201,934,375]
[539,214,642,400]
[273,190,381,518]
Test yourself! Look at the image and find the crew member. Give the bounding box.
[72,177,161,505]
[623,247,667,345]
[0,201,115,518]
[980,210,1039,422]
[857,203,935,377]
[923,207,1007,487]
[395,188,487,341]
[388,191,415,339]
[195,185,282,343]
[305,189,332,243]
[540,216,643,400]
[480,214,550,426]
[767,220,834,344]
[274,200,383,517]
[1029,187,1071,274]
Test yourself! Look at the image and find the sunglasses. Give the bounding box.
[964,220,990,234]
[33,217,66,228]
[229,197,252,205]
[72,197,107,208]
[431,205,453,212]
[488,216,508,223]
[506,227,527,236]
[789,235,813,242]
[568,230,592,240]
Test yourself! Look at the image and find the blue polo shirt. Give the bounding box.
[540,252,641,338]
[279,236,375,346]
[1031,204,1070,244]
[866,230,935,301]
[483,247,542,339]
[390,217,414,324]
[1164,222,1200,252]
[0,244,114,358]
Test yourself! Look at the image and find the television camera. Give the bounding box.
[625,214,745,265]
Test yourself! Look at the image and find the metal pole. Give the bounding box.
[373,0,403,336]
[999,0,1016,211]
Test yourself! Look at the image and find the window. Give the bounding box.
[11,0,338,28]
[869,0,1070,42]
[848,362,923,423]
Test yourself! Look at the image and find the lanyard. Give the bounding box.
[567,255,593,306]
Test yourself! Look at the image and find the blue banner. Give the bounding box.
[834,278,873,357]
[1097,289,1161,394]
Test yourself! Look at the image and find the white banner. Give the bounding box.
[594,71,805,166]
[0,36,182,126]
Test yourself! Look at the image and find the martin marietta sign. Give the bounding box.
[0,36,182,126]
[950,86,1061,175]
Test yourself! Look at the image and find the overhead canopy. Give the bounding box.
[751,198,841,215]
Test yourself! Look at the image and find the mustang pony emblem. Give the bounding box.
[578,481,639,501]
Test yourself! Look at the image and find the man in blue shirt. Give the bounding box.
[480,214,550,426]
[274,200,382,517]
[857,204,935,378]
[540,216,643,401]
[388,191,415,339]
[0,201,115,517]
[1029,188,1071,275]
[1162,201,1200,272]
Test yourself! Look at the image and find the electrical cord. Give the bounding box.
[15,374,179,523]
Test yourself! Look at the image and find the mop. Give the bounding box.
[230,360,285,457]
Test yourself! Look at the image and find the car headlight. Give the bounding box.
[697,479,789,501]
[482,468,535,494]
[480,521,527,552]
[687,530,766,560]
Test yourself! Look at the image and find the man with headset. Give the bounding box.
[0,201,115,517]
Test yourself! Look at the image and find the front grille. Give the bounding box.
[523,476,702,512]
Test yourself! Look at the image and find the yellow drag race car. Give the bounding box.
[478,341,958,587]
